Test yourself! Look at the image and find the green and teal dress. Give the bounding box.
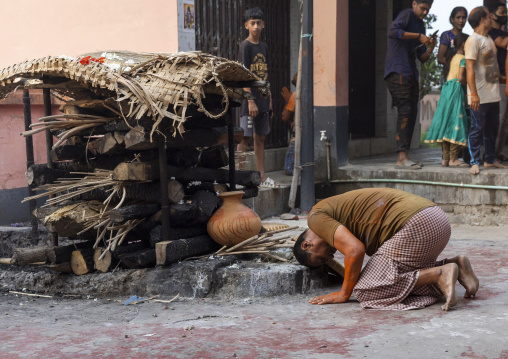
[425,55,468,146]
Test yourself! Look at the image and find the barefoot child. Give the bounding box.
[425,33,470,167]
[294,188,479,311]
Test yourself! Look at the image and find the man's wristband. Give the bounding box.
[418,33,422,41]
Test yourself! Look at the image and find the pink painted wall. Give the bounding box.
[0,92,62,190]
[1,0,179,69]
[313,0,348,107]
[0,0,181,194]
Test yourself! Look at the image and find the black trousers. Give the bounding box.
[386,73,420,152]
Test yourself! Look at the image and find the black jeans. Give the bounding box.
[386,73,420,152]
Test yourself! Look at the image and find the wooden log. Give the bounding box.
[0,258,12,265]
[26,165,78,187]
[70,248,95,275]
[44,201,106,238]
[46,240,95,264]
[166,127,243,148]
[111,241,150,258]
[166,191,220,227]
[184,182,227,196]
[124,126,156,150]
[125,126,244,151]
[155,235,220,266]
[167,166,261,187]
[149,225,208,247]
[50,144,91,162]
[118,248,156,269]
[197,146,229,169]
[167,148,200,167]
[66,136,84,145]
[112,162,154,181]
[94,247,120,273]
[110,204,160,224]
[89,132,126,156]
[11,247,52,266]
[46,262,73,273]
[79,181,183,204]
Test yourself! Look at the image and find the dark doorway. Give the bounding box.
[348,0,376,139]
[194,0,290,149]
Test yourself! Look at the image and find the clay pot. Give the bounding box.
[207,190,262,247]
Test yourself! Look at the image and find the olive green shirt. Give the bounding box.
[307,188,436,256]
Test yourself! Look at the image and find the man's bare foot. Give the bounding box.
[442,160,449,167]
[437,263,459,311]
[445,256,479,298]
[470,164,480,175]
[484,161,508,169]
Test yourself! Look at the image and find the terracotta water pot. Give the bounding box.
[207,190,262,247]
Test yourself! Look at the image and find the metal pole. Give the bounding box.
[300,0,315,213]
[23,90,38,243]
[227,109,236,191]
[158,136,171,243]
[43,88,58,246]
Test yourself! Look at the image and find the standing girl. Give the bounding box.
[425,33,470,167]
[438,7,468,79]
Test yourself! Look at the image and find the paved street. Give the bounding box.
[1,224,507,358]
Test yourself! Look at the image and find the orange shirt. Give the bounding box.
[285,93,296,112]
[307,188,435,256]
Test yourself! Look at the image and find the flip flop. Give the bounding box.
[449,162,469,167]
[394,160,422,170]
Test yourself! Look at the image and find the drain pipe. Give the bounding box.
[330,178,508,190]
[320,131,332,182]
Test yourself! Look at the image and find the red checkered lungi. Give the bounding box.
[352,206,450,310]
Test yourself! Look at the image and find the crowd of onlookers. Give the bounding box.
[387,0,508,175]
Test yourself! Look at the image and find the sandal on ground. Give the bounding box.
[394,160,422,170]
[259,177,279,188]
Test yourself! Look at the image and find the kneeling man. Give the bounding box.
[293,188,479,310]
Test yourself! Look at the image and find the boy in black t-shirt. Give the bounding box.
[237,7,273,184]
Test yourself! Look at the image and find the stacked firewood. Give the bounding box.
[14,96,265,275]
[0,51,271,275]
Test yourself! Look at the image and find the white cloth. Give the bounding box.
[465,32,501,105]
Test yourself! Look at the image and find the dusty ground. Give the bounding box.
[1,223,507,358]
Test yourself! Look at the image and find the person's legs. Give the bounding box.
[253,112,270,182]
[415,263,458,311]
[443,255,480,298]
[483,102,508,168]
[386,74,421,168]
[442,141,450,166]
[353,207,452,310]
[449,143,467,166]
[495,84,508,159]
[284,139,295,176]
[253,133,266,182]
[238,115,254,170]
[484,102,500,164]
[468,104,488,174]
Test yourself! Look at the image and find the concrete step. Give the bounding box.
[330,147,508,225]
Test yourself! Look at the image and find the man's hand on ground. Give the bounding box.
[308,291,350,305]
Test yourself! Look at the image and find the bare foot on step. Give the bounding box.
[484,161,508,169]
[437,263,459,311]
[470,164,480,175]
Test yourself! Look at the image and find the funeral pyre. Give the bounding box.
[0,51,296,275]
